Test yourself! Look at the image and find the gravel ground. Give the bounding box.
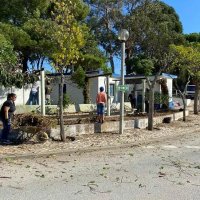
[0,110,199,158]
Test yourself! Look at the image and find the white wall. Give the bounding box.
[89,77,99,103]
[50,76,83,105]
[167,78,173,102]
[0,83,38,106]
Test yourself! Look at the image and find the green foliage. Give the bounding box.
[154,92,169,105]
[50,0,86,69]
[0,33,26,88]
[71,66,86,88]
[0,33,17,66]
[63,93,71,109]
[84,0,124,72]
[170,44,200,79]
[126,55,154,76]
[0,32,39,88]
[0,0,52,71]
[0,0,50,24]
[125,1,184,74]
[185,33,200,43]
[75,53,109,72]
[0,22,35,49]
[146,91,169,105]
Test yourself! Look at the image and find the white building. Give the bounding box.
[48,72,176,107]
[48,73,121,105]
[0,72,177,113]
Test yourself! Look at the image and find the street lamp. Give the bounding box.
[118,29,129,134]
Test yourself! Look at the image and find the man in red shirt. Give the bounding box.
[96,87,107,123]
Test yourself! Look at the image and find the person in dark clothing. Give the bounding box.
[0,93,17,142]
[128,91,136,112]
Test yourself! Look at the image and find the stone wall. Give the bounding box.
[50,110,189,139]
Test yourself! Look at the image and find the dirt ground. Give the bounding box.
[0,109,199,158]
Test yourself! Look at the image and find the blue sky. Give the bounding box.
[163,0,200,33]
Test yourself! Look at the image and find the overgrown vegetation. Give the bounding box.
[11,114,57,144]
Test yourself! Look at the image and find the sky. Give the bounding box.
[163,0,200,34]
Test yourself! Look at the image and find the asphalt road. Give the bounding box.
[0,131,200,200]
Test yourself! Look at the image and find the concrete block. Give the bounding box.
[95,120,135,133]
[124,120,135,129]
[95,121,119,133]
[45,105,58,115]
[51,123,95,139]
[79,104,96,113]
[154,114,173,125]
[172,110,189,120]
[64,104,76,113]
[16,105,58,114]
[135,118,148,129]
[110,103,120,112]
[73,124,94,136]
[124,102,132,111]
[16,105,39,114]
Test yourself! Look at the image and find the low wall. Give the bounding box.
[50,110,189,138]
[15,105,76,115]
[1,110,188,139]
[51,123,95,138]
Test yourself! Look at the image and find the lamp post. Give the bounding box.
[118,29,129,134]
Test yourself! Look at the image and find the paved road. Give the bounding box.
[0,131,200,200]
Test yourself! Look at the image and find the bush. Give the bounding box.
[63,93,71,109]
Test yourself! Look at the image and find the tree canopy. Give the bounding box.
[125,1,184,75]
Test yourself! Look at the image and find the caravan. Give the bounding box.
[186,85,195,99]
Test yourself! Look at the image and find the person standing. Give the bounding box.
[30,82,39,105]
[0,93,17,142]
[96,87,107,123]
[128,90,136,113]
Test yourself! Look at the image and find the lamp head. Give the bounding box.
[118,29,129,41]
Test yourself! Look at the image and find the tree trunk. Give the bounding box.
[22,55,29,72]
[194,83,199,115]
[173,79,186,121]
[83,77,90,104]
[59,70,65,142]
[109,55,115,73]
[148,87,154,130]
[146,70,164,130]
[178,91,187,121]
[125,48,132,75]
